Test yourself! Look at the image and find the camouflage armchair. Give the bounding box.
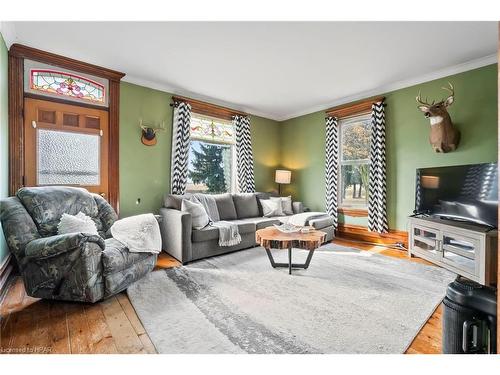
[0,186,157,303]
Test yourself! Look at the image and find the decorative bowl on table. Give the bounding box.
[273,223,302,233]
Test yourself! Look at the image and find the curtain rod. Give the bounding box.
[171,95,248,118]
[325,96,385,119]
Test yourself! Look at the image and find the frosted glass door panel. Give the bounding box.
[37,129,100,185]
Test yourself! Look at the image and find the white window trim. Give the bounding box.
[338,113,371,209]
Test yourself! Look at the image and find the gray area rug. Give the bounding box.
[127,244,456,353]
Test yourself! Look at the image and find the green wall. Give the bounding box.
[119,82,281,217]
[0,33,9,265]
[280,64,498,230]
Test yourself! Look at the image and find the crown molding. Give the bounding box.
[279,53,497,122]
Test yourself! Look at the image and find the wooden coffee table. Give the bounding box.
[255,227,327,275]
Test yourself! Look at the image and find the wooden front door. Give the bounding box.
[24,98,109,197]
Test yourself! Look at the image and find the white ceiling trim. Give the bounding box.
[126,53,497,122]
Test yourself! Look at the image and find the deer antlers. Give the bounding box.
[416,82,454,107]
[416,91,433,107]
[139,119,166,134]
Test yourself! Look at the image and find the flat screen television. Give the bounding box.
[414,163,498,228]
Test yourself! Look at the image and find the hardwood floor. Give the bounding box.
[0,242,442,354]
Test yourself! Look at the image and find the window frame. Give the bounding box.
[186,113,237,194]
[337,113,372,213]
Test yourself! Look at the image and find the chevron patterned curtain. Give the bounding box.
[324,116,339,229]
[368,101,389,233]
[170,101,192,195]
[234,115,256,193]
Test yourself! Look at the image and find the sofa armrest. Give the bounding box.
[23,233,105,302]
[25,232,105,259]
[159,207,192,263]
[292,201,304,214]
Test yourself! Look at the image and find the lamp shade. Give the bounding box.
[275,170,291,184]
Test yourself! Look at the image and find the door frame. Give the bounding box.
[8,44,125,212]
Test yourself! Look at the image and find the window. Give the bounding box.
[186,114,236,194]
[30,69,105,104]
[23,59,110,107]
[37,129,101,185]
[339,113,371,209]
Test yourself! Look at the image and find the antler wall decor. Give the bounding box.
[139,119,166,146]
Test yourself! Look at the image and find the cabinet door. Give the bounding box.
[441,231,479,277]
[412,224,441,258]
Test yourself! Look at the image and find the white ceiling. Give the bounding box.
[3,22,498,121]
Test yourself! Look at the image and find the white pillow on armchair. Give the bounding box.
[57,212,98,235]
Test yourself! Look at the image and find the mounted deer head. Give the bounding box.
[416,82,460,153]
[139,119,166,146]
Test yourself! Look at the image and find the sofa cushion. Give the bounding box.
[164,193,192,210]
[232,217,281,230]
[192,221,255,242]
[17,186,99,237]
[213,193,237,220]
[309,216,334,230]
[102,238,153,275]
[232,193,260,219]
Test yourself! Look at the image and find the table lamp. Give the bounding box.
[275,170,291,196]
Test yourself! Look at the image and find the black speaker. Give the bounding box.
[442,277,497,354]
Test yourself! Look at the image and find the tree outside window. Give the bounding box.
[339,114,371,208]
[186,114,236,194]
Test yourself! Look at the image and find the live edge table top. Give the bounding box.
[255,227,327,251]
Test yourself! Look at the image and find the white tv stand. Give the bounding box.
[408,216,498,286]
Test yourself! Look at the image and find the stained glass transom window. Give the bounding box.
[30,69,105,104]
[190,115,235,144]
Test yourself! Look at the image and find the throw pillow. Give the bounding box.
[181,199,210,230]
[57,212,99,235]
[259,199,283,217]
[232,193,260,219]
[271,196,293,215]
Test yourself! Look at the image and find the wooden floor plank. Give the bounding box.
[65,303,92,354]
[116,293,146,336]
[8,308,36,353]
[100,296,147,354]
[138,333,157,354]
[29,301,53,354]
[155,252,181,269]
[47,302,71,354]
[83,303,118,354]
[0,314,13,350]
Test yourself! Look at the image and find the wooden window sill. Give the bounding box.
[338,208,368,217]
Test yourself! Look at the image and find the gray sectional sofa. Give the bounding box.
[159,192,335,264]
